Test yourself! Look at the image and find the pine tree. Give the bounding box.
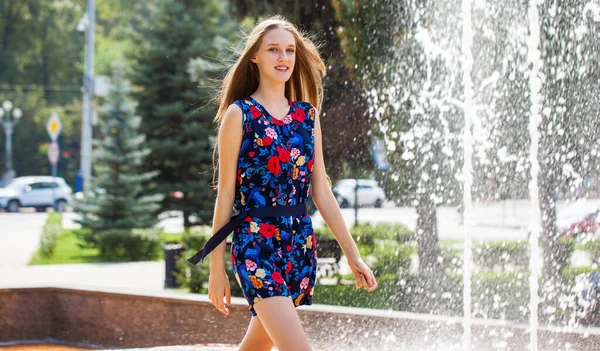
[129,0,236,229]
[73,63,164,232]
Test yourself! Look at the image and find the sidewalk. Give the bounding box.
[0,260,166,292]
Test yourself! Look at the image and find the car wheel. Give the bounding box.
[7,200,20,213]
[337,196,349,208]
[374,199,383,208]
[54,199,67,212]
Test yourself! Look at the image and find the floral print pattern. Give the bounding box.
[230,96,318,317]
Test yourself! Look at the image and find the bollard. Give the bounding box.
[163,243,187,288]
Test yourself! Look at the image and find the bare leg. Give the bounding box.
[238,315,275,351]
[252,296,313,351]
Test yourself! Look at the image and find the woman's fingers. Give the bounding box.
[357,271,369,289]
[354,266,378,292]
[209,290,229,315]
[226,286,232,306]
[365,269,377,288]
[354,271,363,288]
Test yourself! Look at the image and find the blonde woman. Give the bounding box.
[187,15,378,351]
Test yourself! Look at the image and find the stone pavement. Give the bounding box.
[0,212,48,268]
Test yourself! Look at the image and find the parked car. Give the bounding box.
[557,201,600,239]
[332,179,386,208]
[0,176,73,213]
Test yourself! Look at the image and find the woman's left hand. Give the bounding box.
[347,257,378,292]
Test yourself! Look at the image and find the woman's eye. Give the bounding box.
[269,48,278,52]
[287,49,295,53]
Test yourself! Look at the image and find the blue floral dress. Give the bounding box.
[230,96,318,317]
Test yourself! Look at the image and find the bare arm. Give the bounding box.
[209,103,243,272]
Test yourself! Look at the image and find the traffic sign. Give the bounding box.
[46,112,62,141]
[48,141,59,165]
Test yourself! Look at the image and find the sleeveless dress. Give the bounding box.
[230,96,318,317]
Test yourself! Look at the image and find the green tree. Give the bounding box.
[0,0,86,184]
[72,63,164,232]
[538,0,600,284]
[129,0,237,229]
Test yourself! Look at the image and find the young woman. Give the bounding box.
[186,15,378,351]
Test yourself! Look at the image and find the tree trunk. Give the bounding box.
[416,193,442,275]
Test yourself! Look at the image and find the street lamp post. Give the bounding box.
[77,0,95,192]
[0,100,23,184]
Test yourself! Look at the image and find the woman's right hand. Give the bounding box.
[208,268,231,316]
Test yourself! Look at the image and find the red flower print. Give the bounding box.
[305,284,312,296]
[249,151,255,157]
[308,158,314,171]
[276,146,290,163]
[268,156,281,175]
[291,108,306,122]
[250,106,262,119]
[272,271,284,284]
[285,261,292,274]
[271,117,285,126]
[263,136,273,146]
[286,245,292,252]
[259,223,277,238]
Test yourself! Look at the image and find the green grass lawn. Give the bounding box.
[30,229,108,265]
[30,228,184,265]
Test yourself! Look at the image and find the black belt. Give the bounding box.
[186,203,308,265]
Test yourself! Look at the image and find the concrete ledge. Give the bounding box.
[2,285,600,350]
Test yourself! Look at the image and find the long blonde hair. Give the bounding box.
[211,15,327,189]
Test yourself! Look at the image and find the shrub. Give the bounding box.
[351,222,414,245]
[181,225,212,252]
[404,270,530,321]
[96,228,162,261]
[314,225,335,239]
[441,245,463,271]
[562,266,600,284]
[313,274,402,310]
[39,212,62,257]
[176,248,243,298]
[474,240,529,269]
[582,240,600,264]
[370,243,414,276]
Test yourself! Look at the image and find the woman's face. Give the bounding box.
[251,27,296,84]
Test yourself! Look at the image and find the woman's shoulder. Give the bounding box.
[294,100,316,112]
[231,97,251,108]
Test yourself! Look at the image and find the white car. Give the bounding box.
[0,176,73,212]
[333,179,386,208]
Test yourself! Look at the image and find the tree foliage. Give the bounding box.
[72,63,164,233]
[129,0,237,228]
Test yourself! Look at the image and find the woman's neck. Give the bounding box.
[252,81,287,106]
